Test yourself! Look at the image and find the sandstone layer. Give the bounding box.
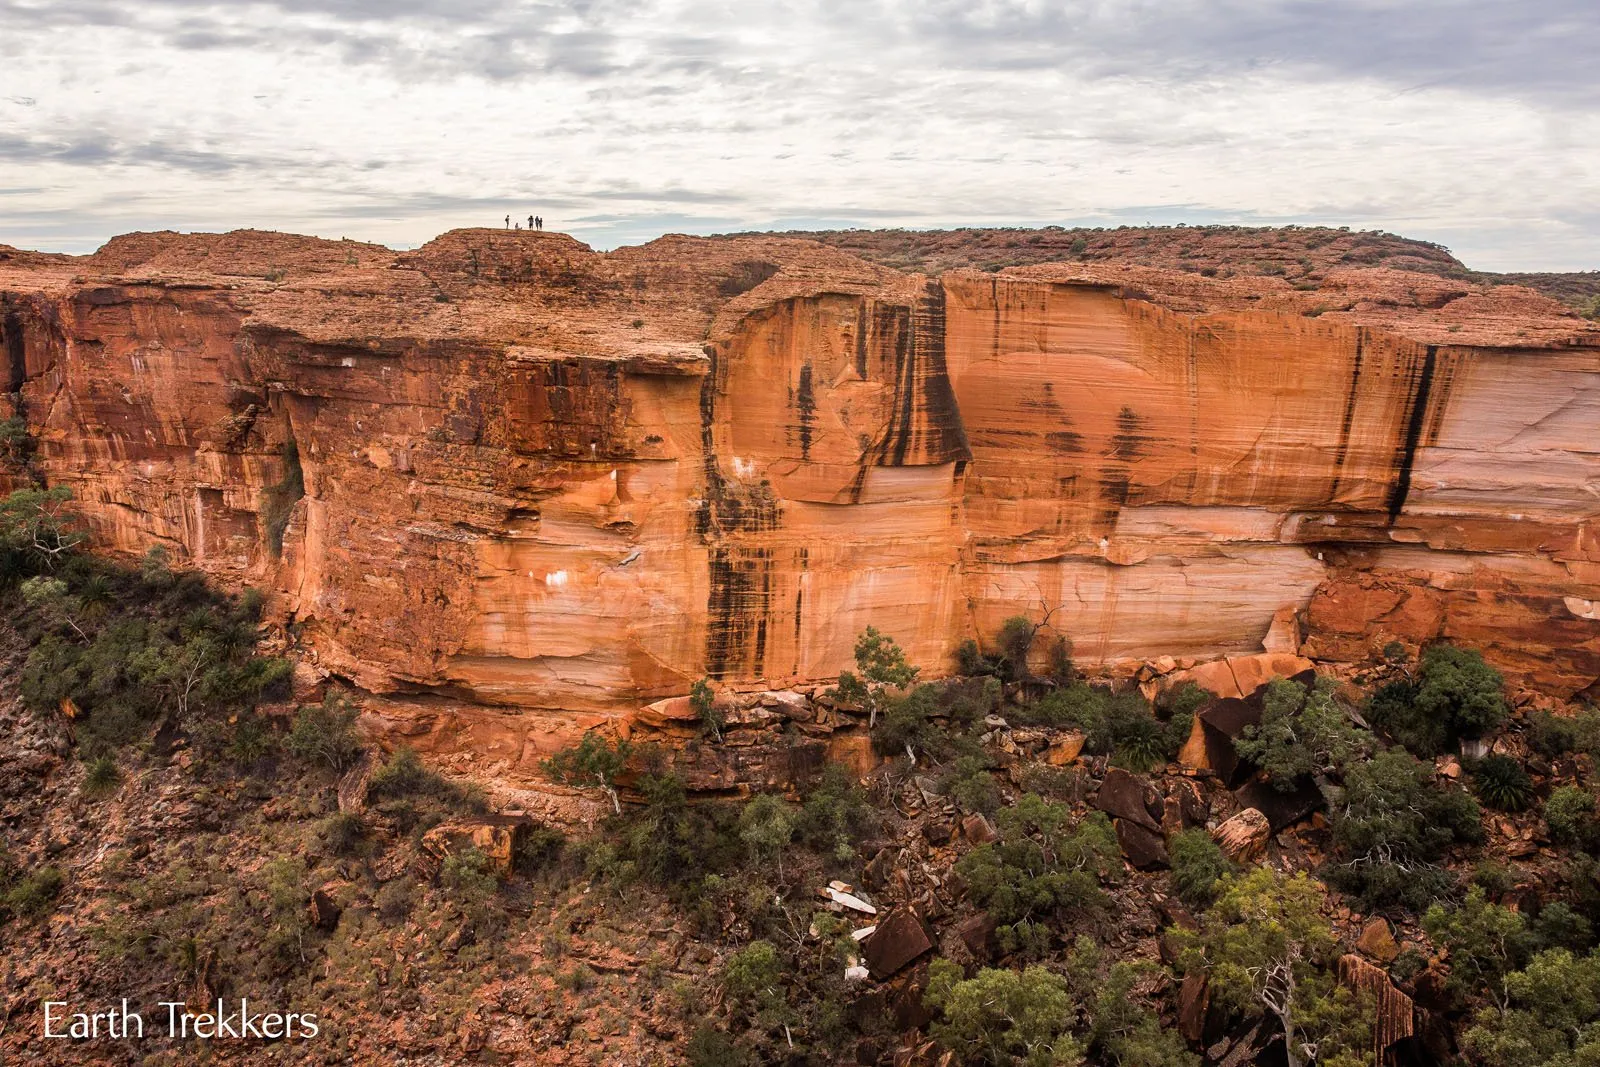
[2,228,1597,766]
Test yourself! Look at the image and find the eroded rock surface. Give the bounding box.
[2,227,1598,772]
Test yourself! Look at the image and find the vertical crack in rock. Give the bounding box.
[1385,344,1438,523]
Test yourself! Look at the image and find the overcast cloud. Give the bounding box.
[1,0,1595,270]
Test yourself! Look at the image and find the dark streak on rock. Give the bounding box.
[1385,344,1438,523]
[1327,328,1365,502]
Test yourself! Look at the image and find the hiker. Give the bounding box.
[515,222,521,230]
[504,214,510,229]
[528,215,535,230]
[535,215,544,231]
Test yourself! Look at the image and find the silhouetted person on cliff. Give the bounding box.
[504,215,510,229]
[535,215,544,231]
[528,215,535,230]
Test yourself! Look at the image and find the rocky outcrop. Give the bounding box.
[2,227,1598,773]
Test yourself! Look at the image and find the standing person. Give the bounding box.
[505,214,510,229]
[528,214,535,230]
[536,216,544,231]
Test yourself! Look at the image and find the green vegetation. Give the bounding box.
[1236,676,1367,788]
[1472,755,1535,813]
[542,732,631,813]
[835,625,920,731]
[1168,828,1234,911]
[1175,870,1369,1067]
[284,693,363,770]
[956,793,1119,956]
[1462,949,1600,1067]
[1368,643,1508,756]
[1325,748,1482,909]
[691,676,723,741]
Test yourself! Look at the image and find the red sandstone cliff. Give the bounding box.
[1,228,1597,768]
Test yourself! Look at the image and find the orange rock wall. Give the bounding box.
[3,233,1597,725]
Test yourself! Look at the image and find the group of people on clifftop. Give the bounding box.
[505,214,543,231]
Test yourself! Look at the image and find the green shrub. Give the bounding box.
[1462,949,1600,1067]
[737,793,797,876]
[284,694,363,771]
[81,755,121,798]
[1472,755,1535,813]
[925,959,1082,1066]
[542,733,631,814]
[1327,749,1482,909]
[686,1026,746,1067]
[368,746,449,799]
[1372,644,1508,756]
[319,811,366,856]
[940,755,1001,814]
[375,880,415,924]
[2,866,65,921]
[797,764,876,862]
[955,793,1119,955]
[690,677,723,741]
[723,940,789,1024]
[1168,828,1234,911]
[1236,676,1367,788]
[1546,786,1599,849]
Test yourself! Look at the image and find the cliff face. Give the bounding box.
[2,228,1597,758]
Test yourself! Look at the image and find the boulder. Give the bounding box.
[1212,808,1270,862]
[419,815,533,877]
[308,882,344,932]
[1115,818,1170,869]
[1045,731,1087,766]
[953,912,997,962]
[1178,973,1210,1043]
[1095,768,1162,832]
[1233,776,1324,832]
[961,813,999,844]
[1339,953,1415,1061]
[1357,918,1401,963]
[864,909,935,978]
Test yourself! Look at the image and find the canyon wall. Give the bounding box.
[2,229,1597,763]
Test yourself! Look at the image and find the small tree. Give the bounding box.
[738,793,797,878]
[925,959,1083,1066]
[542,733,632,814]
[1423,886,1535,1010]
[834,626,919,729]
[1461,949,1600,1067]
[690,676,723,742]
[1176,869,1369,1067]
[1236,676,1367,789]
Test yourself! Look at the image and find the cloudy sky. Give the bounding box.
[2,0,1596,270]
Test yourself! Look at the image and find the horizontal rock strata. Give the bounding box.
[2,228,1597,762]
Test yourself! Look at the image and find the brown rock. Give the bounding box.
[1357,918,1401,963]
[961,813,999,844]
[1045,731,1087,766]
[419,816,531,877]
[953,912,997,962]
[1096,768,1162,832]
[863,910,935,979]
[1212,808,1271,862]
[309,883,344,932]
[1339,953,1415,1060]
[1178,973,1210,1044]
[1115,818,1171,870]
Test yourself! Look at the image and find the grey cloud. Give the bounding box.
[0,131,322,175]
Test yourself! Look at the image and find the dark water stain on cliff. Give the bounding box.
[695,349,782,537]
[796,363,816,460]
[1095,406,1146,532]
[1385,344,1438,523]
[872,283,971,471]
[3,302,26,394]
[1326,329,1366,502]
[705,546,775,679]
